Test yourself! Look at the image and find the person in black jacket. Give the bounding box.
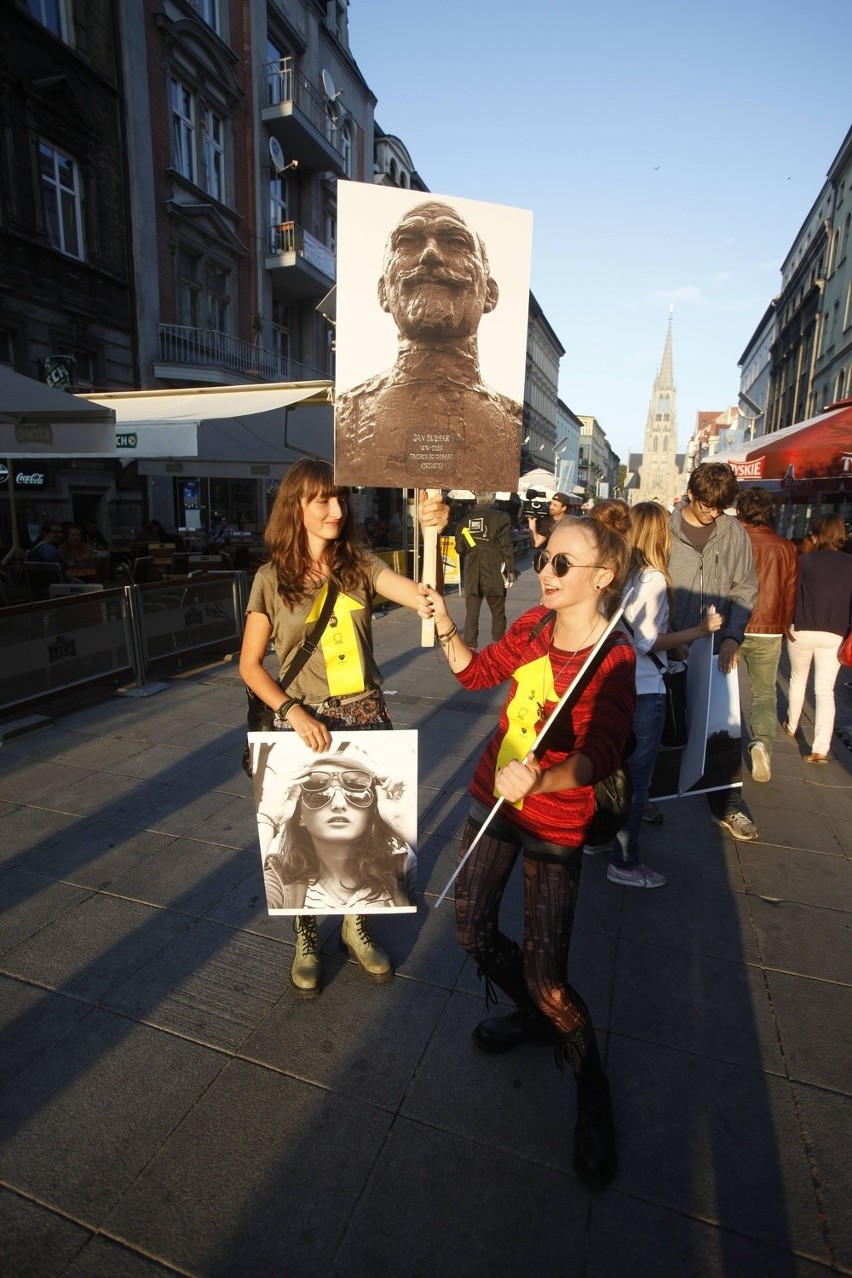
[456,493,515,646]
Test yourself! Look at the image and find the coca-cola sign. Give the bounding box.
[729,457,765,479]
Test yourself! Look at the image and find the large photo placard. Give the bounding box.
[334,183,532,492]
[249,731,418,915]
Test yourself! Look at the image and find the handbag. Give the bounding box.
[623,620,688,748]
[241,581,339,776]
[838,628,852,668]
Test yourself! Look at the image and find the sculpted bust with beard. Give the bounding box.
[335,201,521,491]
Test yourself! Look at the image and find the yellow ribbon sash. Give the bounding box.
[306,585,365,697]
[494,653,555,808]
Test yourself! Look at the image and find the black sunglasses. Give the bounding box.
[533,550,602,577]
[300,769,375,809]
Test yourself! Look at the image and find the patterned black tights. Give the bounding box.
[455,818,588,1034]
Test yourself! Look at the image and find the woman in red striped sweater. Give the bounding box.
[421,515,635,1190]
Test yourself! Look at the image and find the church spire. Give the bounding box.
[659,307,674,387]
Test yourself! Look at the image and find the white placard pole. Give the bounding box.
[420,488,439,647]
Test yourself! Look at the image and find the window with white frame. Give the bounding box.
[189,0,220,34]
[203,107,225,201]
[844,279,852,331]
[38,140,83,259]
[26,0,73,43]
[835,368,846,401]
[341,120,352,177]
[177,248,201,327]
[269,175,289,250]
[170,78,196,182]
[206,262,229,331]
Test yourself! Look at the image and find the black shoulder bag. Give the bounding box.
[241,582,339,776]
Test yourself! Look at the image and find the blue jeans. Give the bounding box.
[610,693,666,869]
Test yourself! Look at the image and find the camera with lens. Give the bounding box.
[521,488,550,520]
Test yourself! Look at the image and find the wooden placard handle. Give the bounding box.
[420,488,439,647]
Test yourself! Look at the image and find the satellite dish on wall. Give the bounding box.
[321,68,343,101]
[269,137,286,174]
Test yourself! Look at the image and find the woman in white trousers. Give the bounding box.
[785,514,852,763]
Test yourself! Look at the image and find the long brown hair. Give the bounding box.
[264,458,372,606]
[809,513,846,551]
[629,502,674,609]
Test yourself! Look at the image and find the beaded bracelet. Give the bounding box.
[273,696,302,724]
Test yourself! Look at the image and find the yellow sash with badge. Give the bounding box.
[306,582,366,697]
[494,653,556,807]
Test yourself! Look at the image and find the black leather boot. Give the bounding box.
[472,940,557,1053]
[559,1019,617,1190]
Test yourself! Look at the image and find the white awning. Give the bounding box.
[83,381,332,460]
[0,366,116,458]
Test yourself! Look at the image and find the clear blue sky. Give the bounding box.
[347,0,851,463]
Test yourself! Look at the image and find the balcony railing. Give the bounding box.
[157,324,325,383]
[268,220,335,281]
[264,57,343,159]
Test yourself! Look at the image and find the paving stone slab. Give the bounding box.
[0,1009,224,1223]
[21,821,179,890]
[0,869,92,955]
[744,805,846,856]
[63,1236,184,1277]
[737,843,851,913]
[390,893,468,988]
[618,865,761,963]
[243,956,449,1109]
[0,757,84,806]
[104,919,291,1052]
[610,936,784,1073]
[401,988,584,1174]
[0,1187,93,1278]
[335,1116,588,1278]
[0,974,94,1089]
[586,1189,832,1278]
[792,1082,852,1271]
[418,786,472,839]
[44,770,165,821]
[106,838,256,917]
[191,793,257,849]
[2,893,192,1001]
[49,734,151,771]
[115,782,236,837]
[766,969,852,1094]
[103,1058,393,1276]
[606,1034,825,1258]
[747,895,852,983]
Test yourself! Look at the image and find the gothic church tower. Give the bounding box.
[636,314,681,507]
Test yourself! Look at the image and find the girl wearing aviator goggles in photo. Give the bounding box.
[257,750,416,917]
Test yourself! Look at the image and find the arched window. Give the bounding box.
[663,436,668,452]
[653,437,658,452]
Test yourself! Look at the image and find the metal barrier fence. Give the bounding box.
[0,573,249,714]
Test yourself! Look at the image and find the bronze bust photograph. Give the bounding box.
[335,197,526,491]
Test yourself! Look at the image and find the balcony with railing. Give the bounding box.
[155,325,326,385]
[261,57,346,174]
[265,220,335,298]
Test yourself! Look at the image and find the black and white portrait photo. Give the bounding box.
[334,184,532,492]
[249,732,418,915]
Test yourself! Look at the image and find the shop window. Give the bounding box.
[38,140,83,259]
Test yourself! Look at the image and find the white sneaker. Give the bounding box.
[606,862,666,888]
[712,812,759,842]
[750,742,771,783]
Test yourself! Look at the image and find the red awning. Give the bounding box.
[721,400,852,493]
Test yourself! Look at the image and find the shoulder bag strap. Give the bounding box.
[279,580,340,691]
[621,618,667,672]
